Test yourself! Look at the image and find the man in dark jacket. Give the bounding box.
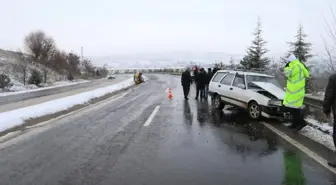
[204,68,213,100]
[323,73,336,167]
[181,67,192,100]
[195,68,206,100]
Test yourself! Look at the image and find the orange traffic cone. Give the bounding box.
[168,88,173,99]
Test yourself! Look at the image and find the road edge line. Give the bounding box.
[144,106,160,127]
[261,122,336,175]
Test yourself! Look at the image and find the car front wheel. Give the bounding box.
[213,95,225,110]
[248,101,261,120]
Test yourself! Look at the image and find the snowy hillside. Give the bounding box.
[90,52,244,69]
[0,49,66,91]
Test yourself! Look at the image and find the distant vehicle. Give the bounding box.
[208,69,298,120]
[107,75,115,79]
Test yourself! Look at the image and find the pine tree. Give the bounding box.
[29,69,43,86]
[287,24,313,63]
[240,18,270,69]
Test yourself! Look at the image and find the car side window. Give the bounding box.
[212,72,227,82]
[232,74,245,87]
[220,74,235,85]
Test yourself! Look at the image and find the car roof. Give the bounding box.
[216,69,273,77]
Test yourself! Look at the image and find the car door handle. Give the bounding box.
[218,85,221,87]
[230,88,233,90]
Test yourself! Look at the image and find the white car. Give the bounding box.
[208,69,291,120]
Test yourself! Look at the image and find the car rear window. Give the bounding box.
[212,72,227,82]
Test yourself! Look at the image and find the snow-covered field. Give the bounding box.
[0,79,89,97]
[0,78,135,133]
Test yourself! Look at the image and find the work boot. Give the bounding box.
[295,122,307,131]
[185,97,189,100]
[328,157,336,168]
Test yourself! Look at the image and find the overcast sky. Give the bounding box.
[0,0,335,57]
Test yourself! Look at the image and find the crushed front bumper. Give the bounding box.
[260,105,306,120]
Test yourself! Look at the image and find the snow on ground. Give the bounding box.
[299,126,335,151]
[305,117,333,135]
[0,79,90,97]
[0,78,135,133]
[282,116,334,151]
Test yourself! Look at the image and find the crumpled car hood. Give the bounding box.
[251,81,285,100]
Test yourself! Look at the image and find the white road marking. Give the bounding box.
[261,122,336,175]
[144,106,160,127]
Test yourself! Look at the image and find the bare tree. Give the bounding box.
[24,31,46,60]
[16,50,30,85]
[24,31,57,83]
[51,49,68,74]
[82,59,95,76]
[67,52,81,75]
[322,3,336,72]
[40,37,56,83]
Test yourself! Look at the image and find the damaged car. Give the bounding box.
[208,69,296,120]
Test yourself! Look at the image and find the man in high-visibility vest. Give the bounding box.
[283,54,310,131]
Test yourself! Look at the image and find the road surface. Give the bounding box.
[0,74,335,185]
[0,75,129,112]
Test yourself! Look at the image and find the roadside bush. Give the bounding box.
[67,73,74,81]
[0,74,13,90]
[29,69,43,86]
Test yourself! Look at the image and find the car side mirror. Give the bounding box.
[237,84,246,89]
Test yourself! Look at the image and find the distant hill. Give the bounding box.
[90,52,244,69]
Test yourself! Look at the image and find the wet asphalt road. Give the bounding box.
[0,74,335,185]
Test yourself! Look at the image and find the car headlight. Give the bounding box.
[268,100,282,106]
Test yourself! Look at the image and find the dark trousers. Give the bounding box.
[286,107,306,127]
[195,84,205,99]
[183,85,190,99]
[204,84,209,99]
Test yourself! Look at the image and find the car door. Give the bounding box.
[230,73,249,108]
[218,72,236,104]
[209,72,227,94]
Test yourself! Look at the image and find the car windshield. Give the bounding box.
[246,75,282,89]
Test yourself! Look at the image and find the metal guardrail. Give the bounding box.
[304,94,323,109]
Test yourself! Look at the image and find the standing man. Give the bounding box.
[204,68,213,100]
[181,67,192,100]
[323,73,336,167]
[195,68,206,100]
[283,54,310,131]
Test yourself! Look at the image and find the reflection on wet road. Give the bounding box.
[0,74,335,185]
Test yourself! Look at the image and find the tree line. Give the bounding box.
[1,30,109,90]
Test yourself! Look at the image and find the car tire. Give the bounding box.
[213,95,225,110]
[248,101,261,120]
